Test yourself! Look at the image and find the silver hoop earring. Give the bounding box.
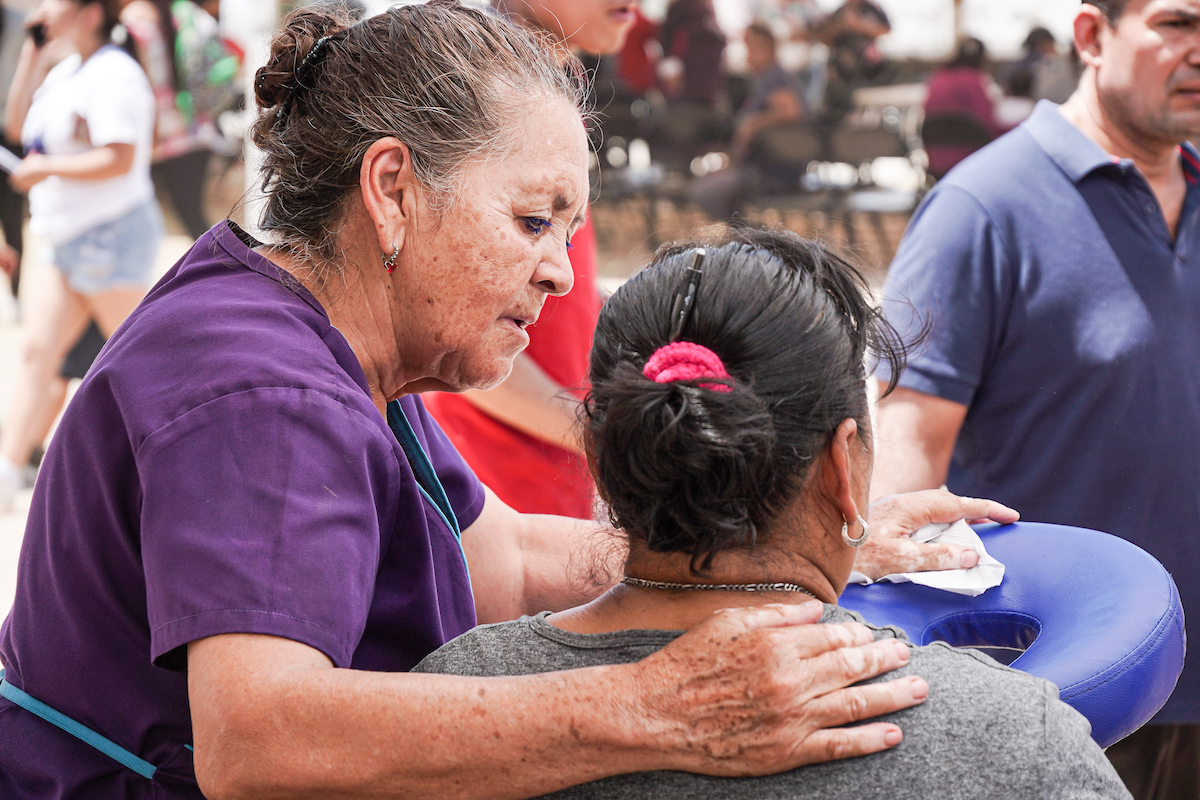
[842,514,870,547]
[383,244,399,274]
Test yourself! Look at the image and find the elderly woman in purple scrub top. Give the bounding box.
[0,3,1017,798]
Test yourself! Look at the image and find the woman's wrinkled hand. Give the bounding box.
[853,489,1019,580]
[631,602,928,774]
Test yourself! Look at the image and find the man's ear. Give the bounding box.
[359,137,419,258]
[1075,4,1107,68]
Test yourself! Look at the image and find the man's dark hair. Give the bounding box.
[1023,26,1056,53]
[948,37,986,70]
[1087,0,1129,24]
[584,229,912,574]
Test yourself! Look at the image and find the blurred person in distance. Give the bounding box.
[657,0,726,105]
[922,37,1006,178]
[0,0,159,509]
[730,21,805,159]
[0,0,27,311]
[1010,26,1081,105]
[817,0,890,121]
[690,21,804,222]
[121,0,241,241]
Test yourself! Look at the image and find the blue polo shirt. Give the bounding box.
[880,101,1200,722]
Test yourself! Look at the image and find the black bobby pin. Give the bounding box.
[668,248,706,342]
[276,34,338,122]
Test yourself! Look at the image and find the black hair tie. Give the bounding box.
[276,33,340,122]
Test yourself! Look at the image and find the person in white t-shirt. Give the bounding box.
[0,0,159,508]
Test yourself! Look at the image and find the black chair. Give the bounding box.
[828,127,909,163]
[826,127,917,260]
[920,112,995,179]
[740,123,829,216]
[747,123,826,169]
[920,111,995,149]
[644,102,732,173]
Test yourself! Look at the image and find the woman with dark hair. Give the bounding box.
[0,0,159,508]
[0,4,1006,798]
[418,228,1128,798]
[922,36,1004,178]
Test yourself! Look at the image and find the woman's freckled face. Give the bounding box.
[391,98,589,393]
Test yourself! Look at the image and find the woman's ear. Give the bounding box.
[826,417,865,529]
[359,137,419,259]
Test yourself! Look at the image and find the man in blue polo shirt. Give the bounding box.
[874,1,1200,795]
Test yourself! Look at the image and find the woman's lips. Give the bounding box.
[505,316,532,333]
[504,317,531,346]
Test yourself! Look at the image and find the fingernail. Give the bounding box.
[801,599,822,610]
[910,677,929,700]
[959,550,979,569]
[893,640,910,662]
[884,727,903,746]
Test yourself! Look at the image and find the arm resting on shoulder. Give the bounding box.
[188,605,928,800]
[462,488,620,623]
[460,352,584,455]
[871,382,967,499]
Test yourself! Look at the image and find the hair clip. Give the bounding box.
[668,248,705,342]
[276,34,338,121]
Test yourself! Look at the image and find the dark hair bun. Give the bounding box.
[592,363,777,573]
[253,8,352,113]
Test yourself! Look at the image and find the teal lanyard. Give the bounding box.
[0,669,158,780]
[386,400,461,540]
[386,400,472,582]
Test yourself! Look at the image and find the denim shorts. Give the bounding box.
[49,201,162,295]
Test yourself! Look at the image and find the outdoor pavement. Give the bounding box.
[0,234,194,622]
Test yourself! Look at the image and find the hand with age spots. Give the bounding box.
[631,602,927,773]
[852,489,1019,580]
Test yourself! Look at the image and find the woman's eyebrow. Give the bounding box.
[551,192,587,230]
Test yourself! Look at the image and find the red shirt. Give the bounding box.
[618,10,659,95]
[424,218,601,519]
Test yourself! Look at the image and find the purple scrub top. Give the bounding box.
[0,221,485,798]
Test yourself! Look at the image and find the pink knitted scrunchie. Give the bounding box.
[642,341,733,393]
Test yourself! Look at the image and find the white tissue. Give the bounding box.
[846,519,1005,597]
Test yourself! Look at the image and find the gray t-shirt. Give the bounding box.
[414,605,1131,799]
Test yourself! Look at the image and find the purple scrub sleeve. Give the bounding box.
[140,388,398,669]
[0,221,486,799]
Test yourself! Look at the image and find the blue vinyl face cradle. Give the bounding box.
[840,521,1185,748]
